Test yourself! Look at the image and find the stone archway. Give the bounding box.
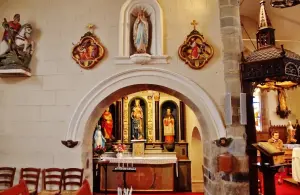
[65,67,226,188]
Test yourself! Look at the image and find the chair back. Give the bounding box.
[76,179,92,195]
[20,167,41,193]
[42,168,64,191]
[0,179,29,195]
[0,167,16,190]
[62,168,84,191]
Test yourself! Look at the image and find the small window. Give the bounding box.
[253,88,262,131]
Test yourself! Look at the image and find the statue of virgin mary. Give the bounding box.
[133,9,149,53]
[94,125,106,148]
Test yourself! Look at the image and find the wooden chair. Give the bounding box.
[20,168,41,195]
[75,179,92,195]
[0,167,16,192]
[0,179,30,195]
[39,168,64,195]
[61,168,84,195]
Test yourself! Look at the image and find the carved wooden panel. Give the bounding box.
[175,160,191,192]
[100,164,174,192]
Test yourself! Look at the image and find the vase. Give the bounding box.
[116,152,123,158]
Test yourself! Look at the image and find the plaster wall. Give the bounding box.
[0,0,225,184]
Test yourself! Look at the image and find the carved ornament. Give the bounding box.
[178,20,214,69]
[72,24,105,69]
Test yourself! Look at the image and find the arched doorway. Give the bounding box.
[65,67,226,188]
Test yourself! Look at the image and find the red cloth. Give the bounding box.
[2,21,21,41]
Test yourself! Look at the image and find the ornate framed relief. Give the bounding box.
[72,24,105,69]
[178,20,214,69]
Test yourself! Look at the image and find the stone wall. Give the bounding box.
[202,0,249,194]
[0,0,247,194]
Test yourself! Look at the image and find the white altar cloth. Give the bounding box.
[100,156,178,177]
[292,147,300,182]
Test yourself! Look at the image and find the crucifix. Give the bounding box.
[191,20,198,30]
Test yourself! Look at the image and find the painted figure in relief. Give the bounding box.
[101,108,114,140]
[94,125,106,148]
[131,99,144,140]
[133,9,149,53]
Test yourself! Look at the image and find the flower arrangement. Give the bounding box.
[113,143,126,153]
[94,145,106,156]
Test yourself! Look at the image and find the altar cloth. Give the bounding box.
[292,147,300,182]
[100,156,178,177]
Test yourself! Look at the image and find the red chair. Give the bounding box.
[20,168,41,195]
[0,179,29,195]
[61,168,84,195]
[0,167,16,192]
[76,179,92,195]
[39,168,64,195]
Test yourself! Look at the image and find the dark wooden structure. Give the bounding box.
[253,143,286,195]
[240,1,300,195]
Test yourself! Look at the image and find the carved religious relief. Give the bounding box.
[147,95,153,142]
[72,24,105,69]
[178,20,214,69]
[0,14,35,77]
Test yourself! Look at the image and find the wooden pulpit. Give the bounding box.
[131,139,146,157]
[253,142,286,195]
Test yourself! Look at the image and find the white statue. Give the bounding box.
[133,9,149,53]
[94,125,106,148]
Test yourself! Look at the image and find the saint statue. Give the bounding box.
[131,99,144,140]
[287,121,297,144]
[163,108,175,137]
[2,14,21,44]
[133,9,149,53]
[94,125,106,148]
[268,130,285,184]
[268,131,285,165]
[100,108,114,140]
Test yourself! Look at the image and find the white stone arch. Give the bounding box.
[65,67,226,185]
[66,67,225,142]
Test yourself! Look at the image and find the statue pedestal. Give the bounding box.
[0,68,31,77]
[131,139,146,157]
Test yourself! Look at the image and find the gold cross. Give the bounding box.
[191,20,198,30]
[87,24,95,32]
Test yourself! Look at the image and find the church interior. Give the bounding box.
[0,0,300,195]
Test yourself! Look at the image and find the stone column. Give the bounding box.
[202,0,250,195]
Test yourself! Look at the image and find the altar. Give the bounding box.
[95,153,178,193]
[92,90,193,193]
